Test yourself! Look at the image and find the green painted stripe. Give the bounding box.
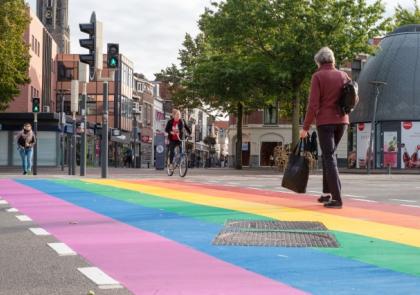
[55,179,420,277]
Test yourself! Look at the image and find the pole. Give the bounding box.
[72,112,76,175]
[33,113,38,175]
[80,83,87,176]
[133,116,136,168]
[60,94,65,171]
[101,80,109,178]
[367,81,386,175]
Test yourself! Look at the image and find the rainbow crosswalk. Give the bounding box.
[1,178,420,294]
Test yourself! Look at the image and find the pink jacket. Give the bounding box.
[303,63,349,131]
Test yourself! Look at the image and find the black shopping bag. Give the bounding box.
[281,140,309,193]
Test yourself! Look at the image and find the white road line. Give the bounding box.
[277,254,289,258]
[6,208,19,213]
[47,243,77,256]
[250,184,264,187]
[344,194,367,198]
[78,267,122,289]
[16,215,32,221]
[0,200,9,205]
[390,199,417,203]
[401,204,420,209]
[29,228,51,236]
[350,198,378,203]
[308,191,323,194]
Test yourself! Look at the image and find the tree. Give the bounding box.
[200,0,389,147]
[0,0,31,111]
[393,0,420,28]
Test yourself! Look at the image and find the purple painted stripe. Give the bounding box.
[0,180,307,295]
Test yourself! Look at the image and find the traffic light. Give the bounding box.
[107,43,119,69]
[32,97,40,113]
[79,12,103,72]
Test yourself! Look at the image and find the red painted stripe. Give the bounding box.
[129,179,420,230]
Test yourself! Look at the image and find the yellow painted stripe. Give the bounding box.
[84,179,420,248]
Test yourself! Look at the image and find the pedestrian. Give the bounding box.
[269,154,275,168]
[300,47,350,209]
[124,147,133,168]
[16,123,36,175]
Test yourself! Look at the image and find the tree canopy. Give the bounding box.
[0,0,31,111]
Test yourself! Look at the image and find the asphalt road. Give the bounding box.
[0,201,133,295]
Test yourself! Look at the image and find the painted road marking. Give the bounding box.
[16,215,32,221]
[47,243,77,256]
[0,200,9,205]
[6,208,18,213]
[349,198,378,203]
[308,191,323,195]
[344,194,367,198]
[390,199,417,203]
[29,228,51,236]
[401,204,420,209]
[78,267,122,289]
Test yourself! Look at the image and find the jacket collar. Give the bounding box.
[319,63,335,70]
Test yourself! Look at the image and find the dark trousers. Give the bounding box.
[317,124,346,203]
[168,140,181,164]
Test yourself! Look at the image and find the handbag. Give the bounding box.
[281,139,310,193]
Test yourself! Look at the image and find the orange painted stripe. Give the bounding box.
[125,179,420,230]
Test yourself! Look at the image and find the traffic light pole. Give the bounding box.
[80,83,87,176]
[33,113,38,175]
[72,112,77,175]
[101,80,109,178]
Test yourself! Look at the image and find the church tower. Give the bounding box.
[37,0,70,53]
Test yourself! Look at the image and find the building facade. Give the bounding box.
[0,9,58,167]
[133,74,154,167]
[350,25,420,170]
[55,52,134,167]
[227,105,347,167]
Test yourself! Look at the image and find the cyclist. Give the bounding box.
[165,109,192,170]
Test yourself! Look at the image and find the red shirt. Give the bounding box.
[171,119,180,141]
[303,63,350,131]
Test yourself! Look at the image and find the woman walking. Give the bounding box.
[300,47,350,209]
[16,123,36,175]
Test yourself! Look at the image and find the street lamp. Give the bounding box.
[367,80,387,175]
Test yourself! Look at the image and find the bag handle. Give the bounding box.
[292,139,304,155]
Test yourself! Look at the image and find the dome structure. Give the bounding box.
[350,25,420,123]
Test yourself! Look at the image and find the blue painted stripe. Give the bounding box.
[17,179,420,295]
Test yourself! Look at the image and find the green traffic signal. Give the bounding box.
[32,97,40,113]
[108,57,117,68]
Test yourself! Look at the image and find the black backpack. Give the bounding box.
[338,80,359,115]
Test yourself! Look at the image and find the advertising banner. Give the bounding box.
[383,131,398,168]
[400,121,420,169]
[356,123,372,168]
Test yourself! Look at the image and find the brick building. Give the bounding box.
[0,9,58,167]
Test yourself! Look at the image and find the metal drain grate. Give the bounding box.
[225,220,328,231]
[213,220,339,248]
[213,229,339,248]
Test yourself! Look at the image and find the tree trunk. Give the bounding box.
[292,94,301,148]
[235,102,243,170]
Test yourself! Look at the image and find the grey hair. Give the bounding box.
[314,47,335,66]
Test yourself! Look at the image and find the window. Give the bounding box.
[264,105,278,125]
[31,35,35,52]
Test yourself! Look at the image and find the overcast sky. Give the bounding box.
[28,0,415,80]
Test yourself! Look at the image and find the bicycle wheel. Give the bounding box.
[179,154,188,177]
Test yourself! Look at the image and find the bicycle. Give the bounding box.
[167,137,189,177]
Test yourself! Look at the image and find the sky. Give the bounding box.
[28,0,416,80]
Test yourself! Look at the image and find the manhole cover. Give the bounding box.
[225,220,328,231]
[213,230,339,248]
